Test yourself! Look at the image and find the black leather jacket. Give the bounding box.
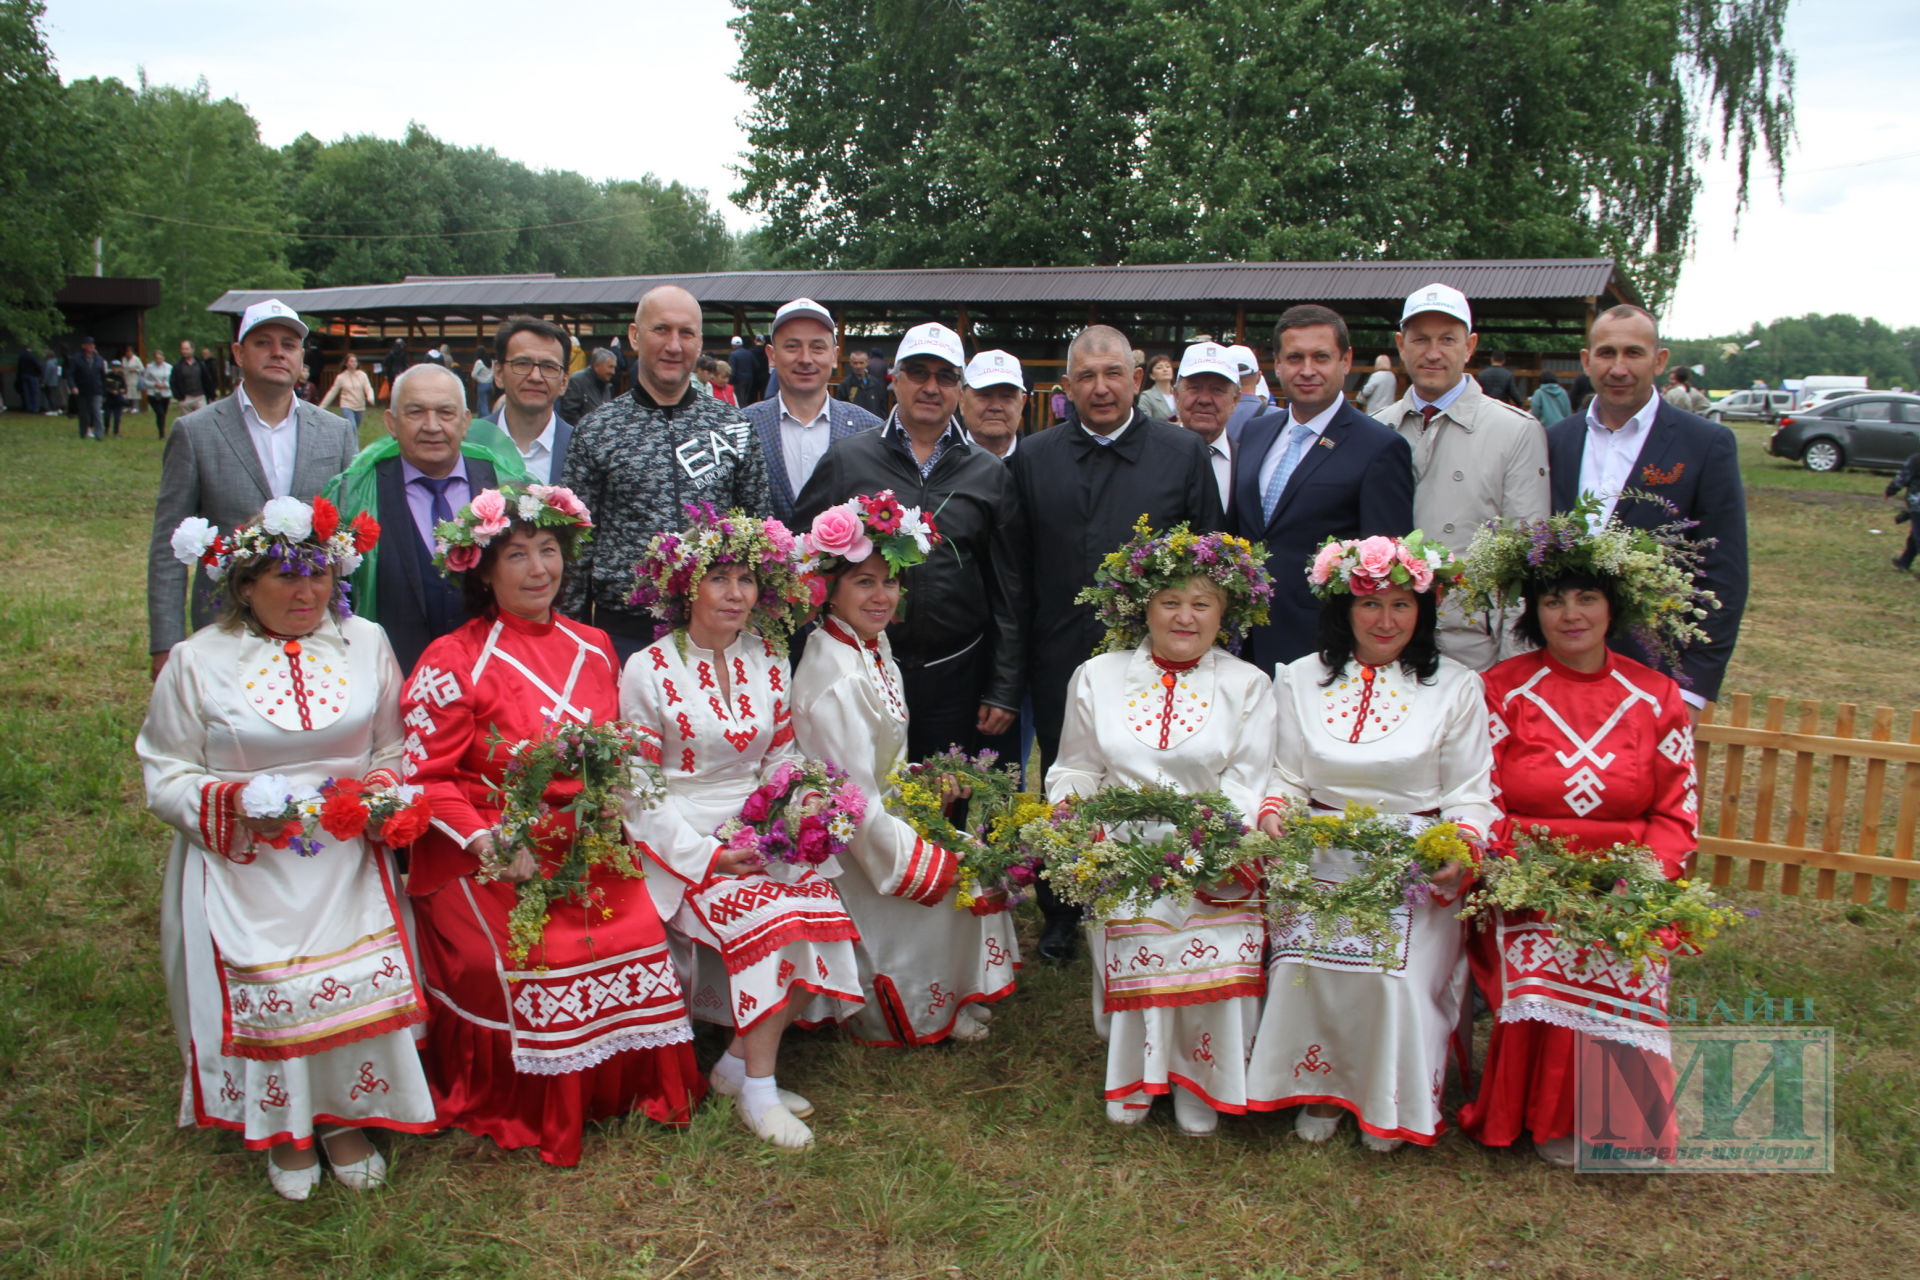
[795,418,1027,710]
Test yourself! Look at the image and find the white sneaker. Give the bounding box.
[1294,1108,1341,1143]
[949,1012,991,1042]
[321,1129,389,1191]
[1171,1089,1218,1137]
[266,1150,322,1201]
[1106,1099,1149,1125]
[708,1062,813,1118]
[741,1101,813,1150]
[1534,1136,1579,1167]
[1360,1132,1404,1154]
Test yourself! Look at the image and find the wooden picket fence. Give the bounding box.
[1695,694,1920,908]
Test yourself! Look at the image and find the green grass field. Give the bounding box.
[1,411,1916,1279]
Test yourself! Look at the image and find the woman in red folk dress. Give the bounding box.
[621,505,865,1150]
[1455,499,1711,1167]
[402,485,702,1167]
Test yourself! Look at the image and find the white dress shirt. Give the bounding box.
[1578,389,1660,526]
[779,396,832,492]
[512,410,559,484]
[1255,398,1341,497]
[1201,431,1232,508]
[236,384,297,497]
[1081,410,1135,445]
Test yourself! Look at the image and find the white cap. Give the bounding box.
[1178,342,1240,384]
[730,335,743,347]
[237,298,308,341]
[964,349,1024,391]
[771,296,835,337]
[1400,282,1472,330]
[895,322,965,368]
[1226,344,1260,376]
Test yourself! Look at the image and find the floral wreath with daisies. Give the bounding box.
[432,483,594,582]
[799,489,942,575]
[629,503,817,654]
[1076,515,1274,655]
[1306,530,1462,600]
[170,496,380,620]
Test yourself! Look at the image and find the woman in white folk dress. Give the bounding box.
[791,492,1019,1046]
[1046,521,1277,1136]
[140,496,434,1200]
[620,505,865,1149]
[1248,534,1495,1151]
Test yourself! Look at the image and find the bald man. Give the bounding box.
[1008,324,1222,961]
[559,285,772,659]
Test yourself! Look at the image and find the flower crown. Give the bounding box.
[1458,491,1720,679]
[433,484,593,582]
[629,503,817,652]
[1307,531,1461,600]
[171,496,379,616]
[1076,515,1274,655]
[800,490,942,575]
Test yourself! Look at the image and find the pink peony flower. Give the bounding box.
[446,543,482,572]
[806,574,828,607]
[806,504,873,562]
[762,519,795,557]
[1308,541,1344,585]
[1007,864,1036,887]
[1354,536,1398,580]
[470,490,508,527]
[1405,555,1434,591]
[740,790,773,823]
[473,518,511,540]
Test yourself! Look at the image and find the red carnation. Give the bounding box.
[310,496,340,542]
[350,511,381,553]
[381,800,431,847]
[318,778,371,840]
[203,535,227,566]
[864,496,904,534]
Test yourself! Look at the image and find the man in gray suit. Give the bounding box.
[147,299,359,678]
[744,297,882,526]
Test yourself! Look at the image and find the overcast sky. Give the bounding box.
[40,0,1920,339]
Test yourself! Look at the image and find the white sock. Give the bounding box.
[740,1073,780,1125]
[712,1050,746,1088]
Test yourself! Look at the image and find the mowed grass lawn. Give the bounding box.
[0,410,1916,1280]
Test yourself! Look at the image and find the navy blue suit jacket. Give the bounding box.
[371,453,505,675]
[1229,400,1415,675]
[743,396,884,525]
[1546,401,1748,702]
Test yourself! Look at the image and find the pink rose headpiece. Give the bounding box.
[432,483,593,582]
[799,490,942,576]
[1306,532,1460,600]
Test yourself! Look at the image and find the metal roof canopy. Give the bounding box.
[207,259,1638,339]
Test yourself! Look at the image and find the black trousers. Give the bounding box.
[1899,521,1920,570]
[898,638,996,763]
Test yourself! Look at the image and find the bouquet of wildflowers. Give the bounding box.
[238,774,326,856]
[486,720,664,967]
[1033,783,1259,918]
[885,748,1039,911]
[1458,829,1747,976]
[716,759,865,871]
[1260,801,1478,968]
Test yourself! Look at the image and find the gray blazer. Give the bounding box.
[147,394,359,652]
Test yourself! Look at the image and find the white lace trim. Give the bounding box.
[510,1022,694,1076]
[1497,998,1672,1059]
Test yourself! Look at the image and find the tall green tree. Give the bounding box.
[70,73,300,349]
[1668,314,1920,391]
[730,0,1795,306]
[0,0,116,344]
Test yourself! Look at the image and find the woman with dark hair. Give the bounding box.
[140,497,433,1199]
[1454,501,1707,1166]
[1139,353,1178,423]
[401,484,703,1167]
[620,506,865,1150]
[790,493,1020,1047]
[1247,533,1495,1151]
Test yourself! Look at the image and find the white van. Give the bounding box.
[1797,375,1868,407]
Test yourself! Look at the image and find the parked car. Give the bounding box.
[1800,386,1874,409]
[1706,389,1796,423]
[1766,392,1920,473]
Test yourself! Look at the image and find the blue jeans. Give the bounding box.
[341,407,364,432]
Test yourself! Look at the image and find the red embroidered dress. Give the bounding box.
[619,631,864,1034]
[138,616,436,1151]
[1457,649,1696,1149]
[1046,644,1276,1114]
[402,610,702,1167]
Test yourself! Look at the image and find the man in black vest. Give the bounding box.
[324,364,523,674]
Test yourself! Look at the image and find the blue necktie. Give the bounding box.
[1088,433,1113,447]
[1260,424,1311,524]
[413,474,457,529]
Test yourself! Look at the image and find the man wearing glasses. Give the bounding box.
[560,285,771,660]
[486,315,576,485]
[795,321,1027,764]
